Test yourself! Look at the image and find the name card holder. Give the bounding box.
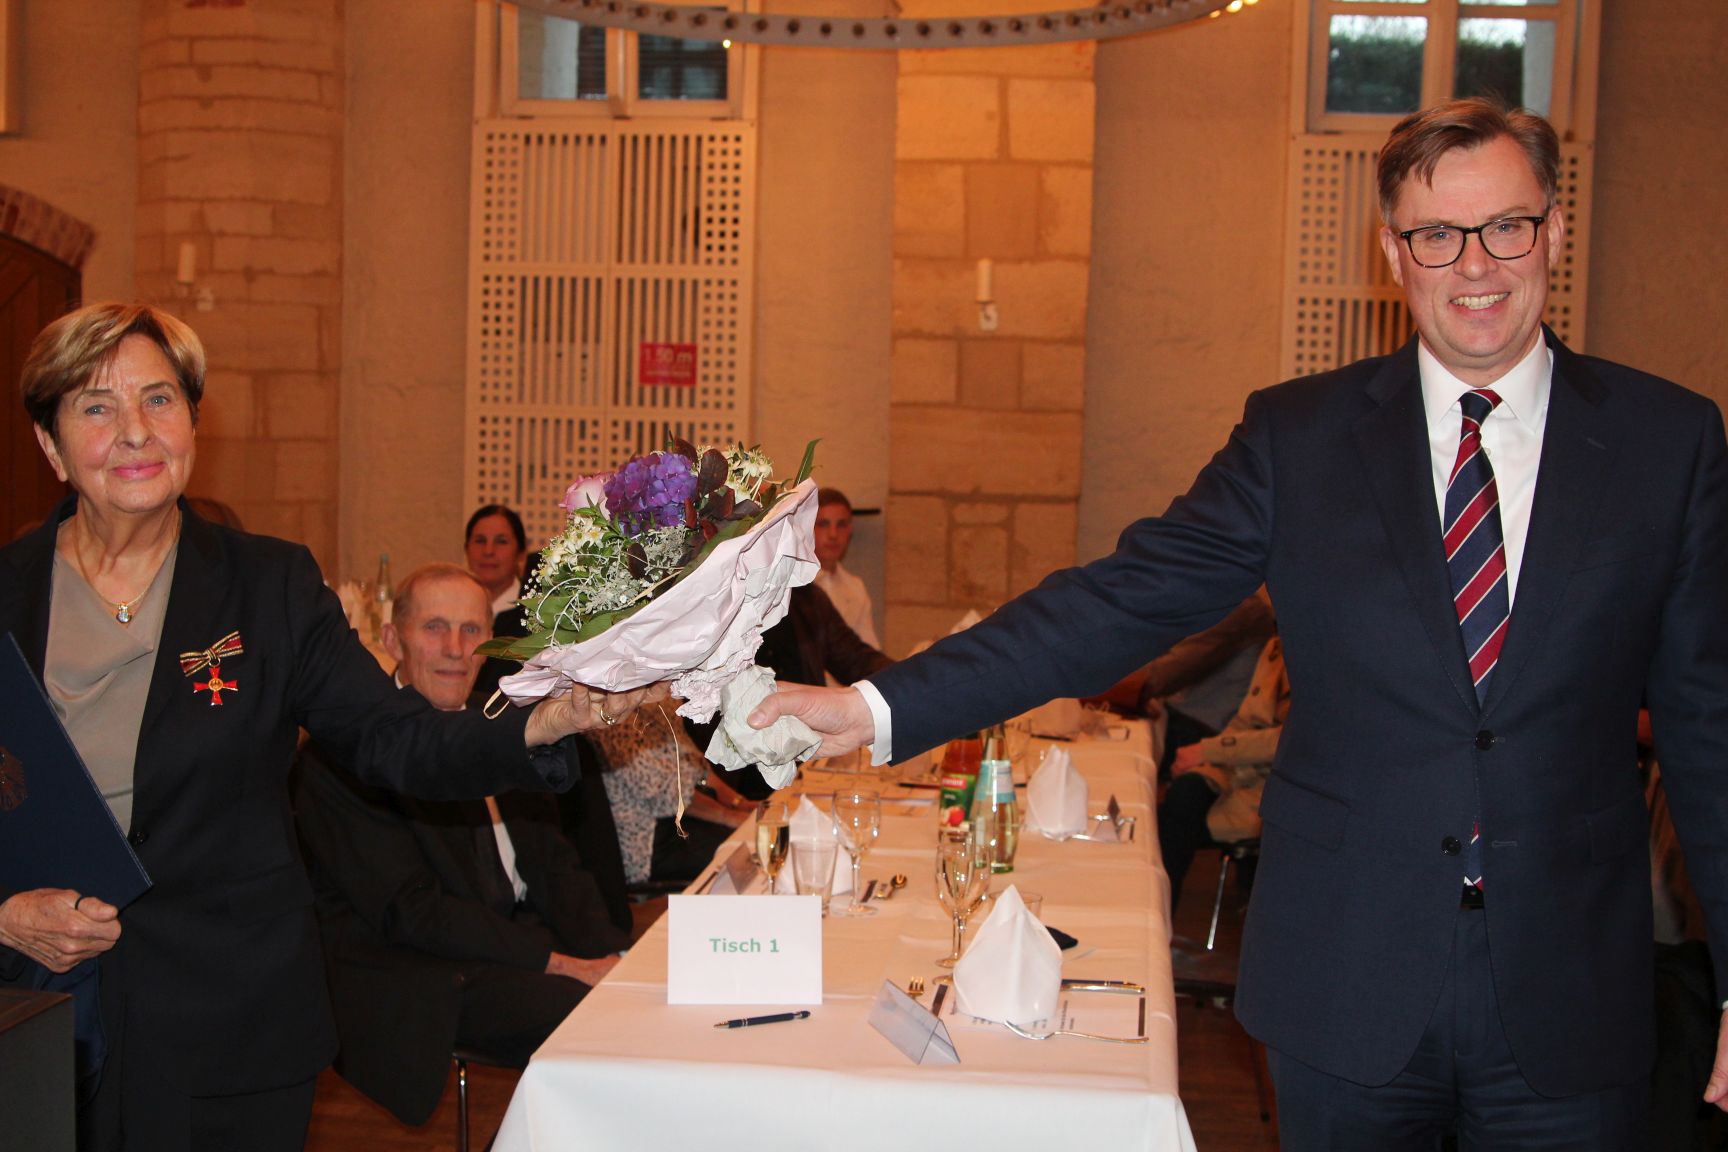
[666,895,822,1005]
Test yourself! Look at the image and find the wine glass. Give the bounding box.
[934,827,991,968]
[754,799,791,894]
[831,789,881,917]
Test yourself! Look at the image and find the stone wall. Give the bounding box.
[888,39,1094,654]
[135,0,343,573]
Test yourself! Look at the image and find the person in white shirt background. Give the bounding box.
[811,487,879,650]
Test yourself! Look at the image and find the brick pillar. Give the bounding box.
[135,0,343,573]
[886,40,1094,654]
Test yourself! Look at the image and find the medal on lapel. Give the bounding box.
[180,631,244,706]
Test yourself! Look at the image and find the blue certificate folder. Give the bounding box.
[0,633,151,909]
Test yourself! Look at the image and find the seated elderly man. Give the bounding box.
[293,563,628,1126]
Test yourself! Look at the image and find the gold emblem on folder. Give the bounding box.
[0,745,26,812]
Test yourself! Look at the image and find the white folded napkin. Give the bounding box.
[704,665,821,790]
[953,886,1062,1026]
[774,796,853,894]
[1025,746,1088,840]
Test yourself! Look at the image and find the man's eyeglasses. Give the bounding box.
[1396,215,1548,269]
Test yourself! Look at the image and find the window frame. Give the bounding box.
[1304,0,1583,137]
[491,2,755,122]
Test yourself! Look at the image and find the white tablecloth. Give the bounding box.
[495,719,1197,1152]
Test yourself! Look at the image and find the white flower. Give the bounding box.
[723,444,775,502]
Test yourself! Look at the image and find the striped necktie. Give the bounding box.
[1444,389,1510,704]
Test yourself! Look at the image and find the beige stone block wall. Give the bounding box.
[135,0,343,574]
[339,0,476,583]
[1080,9,1293,563]
[888,33,1091,654]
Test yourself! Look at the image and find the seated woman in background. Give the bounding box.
[466,503,535,701]
[567,709,756,887]
[464,503,529,619]
[1156,634,1288,911]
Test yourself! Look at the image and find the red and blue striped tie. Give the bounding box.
[1444,389,1510,704]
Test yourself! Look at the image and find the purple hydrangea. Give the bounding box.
[604,452,697,536]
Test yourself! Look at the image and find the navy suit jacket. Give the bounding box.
[0,498,565,1096]
[872,332,1728,1094]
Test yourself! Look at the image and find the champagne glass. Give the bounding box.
[831,789,881,917]
[754,799,791,894]
[934,828,991,968]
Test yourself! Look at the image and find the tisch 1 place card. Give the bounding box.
[666,894,822,1005]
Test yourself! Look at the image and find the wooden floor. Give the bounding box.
[306,866,1280,1151]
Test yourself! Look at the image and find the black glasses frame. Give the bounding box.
[1397,215,1549,269]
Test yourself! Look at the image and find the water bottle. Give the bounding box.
[969,723,1019,873]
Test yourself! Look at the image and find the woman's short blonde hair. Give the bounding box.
[20,302,206,437]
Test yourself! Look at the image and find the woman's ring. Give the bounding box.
[599,707,618,726]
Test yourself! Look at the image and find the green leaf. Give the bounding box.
[795,438,820,485]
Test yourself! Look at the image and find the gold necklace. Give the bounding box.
[66,518,178,625]
[70,548,148,624]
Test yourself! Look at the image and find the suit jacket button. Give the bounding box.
[127,829,148,846]
[1474,730,1495,751]
[1441,836,1462,856]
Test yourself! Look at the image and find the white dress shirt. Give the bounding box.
[1418,335,1551,609]
[484,794,530,903]
[490,578,522,618]
[813,563,880,649]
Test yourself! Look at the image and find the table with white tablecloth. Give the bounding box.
[494,719,1198,1152]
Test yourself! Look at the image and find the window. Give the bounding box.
[466,3,759,547]
[1281,0,1599,379]
[498,3,748,120]
[1308,0,1582,135]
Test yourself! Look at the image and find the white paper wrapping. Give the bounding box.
[953,886,1063,1026]
[1026,745,1089,840]
[495,481,820,721]
[703,665,820,789]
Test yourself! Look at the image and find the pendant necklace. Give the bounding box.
[70,536,166,626]
[75,554,148,624]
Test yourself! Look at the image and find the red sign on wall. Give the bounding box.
[639,342,698,388]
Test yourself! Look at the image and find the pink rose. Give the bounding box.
[560,473,610,513]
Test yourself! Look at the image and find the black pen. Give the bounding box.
[713,1010,812,1030]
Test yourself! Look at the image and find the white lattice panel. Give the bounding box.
[1280,135,1592,379]
[467,120,756,547]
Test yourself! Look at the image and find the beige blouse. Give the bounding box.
[44,539,178,833]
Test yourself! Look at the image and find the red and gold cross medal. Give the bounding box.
[195,665,237,705]
[180,631,244,706]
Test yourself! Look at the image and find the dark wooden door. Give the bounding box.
[0,234,79,542]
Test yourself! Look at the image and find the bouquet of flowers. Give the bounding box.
[480,438,823,784]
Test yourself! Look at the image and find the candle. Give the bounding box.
[975,258,993,303]
[176,241,197,286]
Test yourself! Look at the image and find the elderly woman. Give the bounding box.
[0,304,654,1152]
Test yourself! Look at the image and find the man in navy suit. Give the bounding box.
[750,99,1728,1147]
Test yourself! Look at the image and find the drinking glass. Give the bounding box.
[754,800,791,894]
[791,839,839,916]
[831,789,881,917]
[934,828,991,968]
